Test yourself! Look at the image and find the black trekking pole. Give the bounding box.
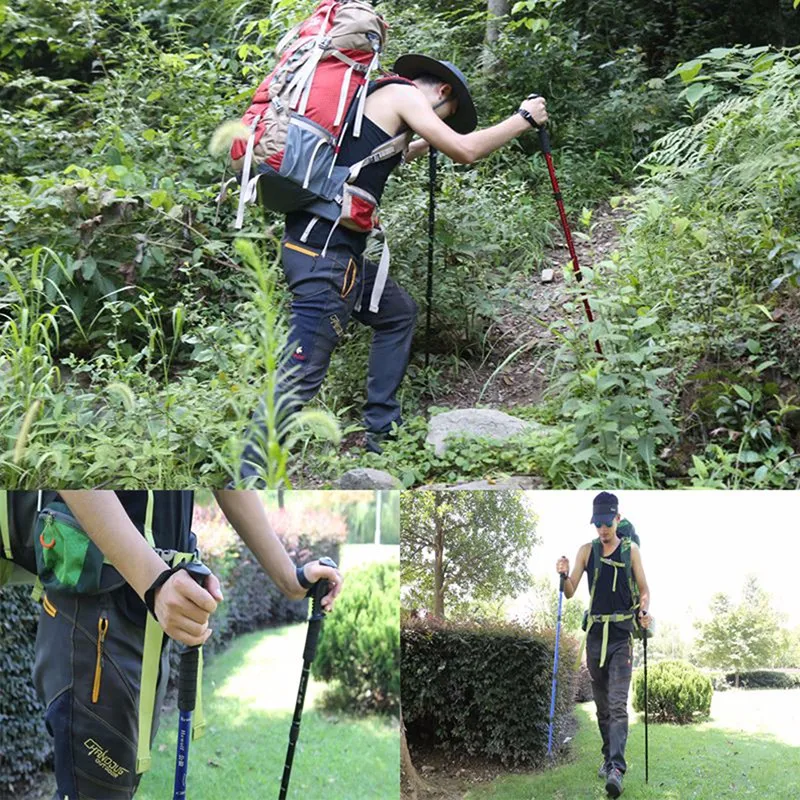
[547,569,567,758]
[530,97,603,356]
[279,556,337,799]
[173,561,212,800]
[425,146,438,369]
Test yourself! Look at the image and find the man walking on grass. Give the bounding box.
[556,492,652,798]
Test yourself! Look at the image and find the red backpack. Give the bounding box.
[230,0,409,233]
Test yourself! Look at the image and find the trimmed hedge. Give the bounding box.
[725,670,800,690]
[313,561,400,714]
[402,619,578,765]
[632,660,712,723]
[575,661,593,703]
[0,587,51,797]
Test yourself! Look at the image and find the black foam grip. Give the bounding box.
[178,649,199,712]
[303,619,323,663]
[538,126,551,154]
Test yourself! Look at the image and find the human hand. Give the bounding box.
[638,609,652,630]
[154,568,223,647]
[520,94,548,127]
[556,556,569,576]
[300,559,343,612]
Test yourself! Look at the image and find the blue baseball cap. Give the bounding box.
[591,491,619,527]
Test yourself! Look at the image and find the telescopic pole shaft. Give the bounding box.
[547,572,566,757]
[536,125,603,356]
[644,631,649,784]
[425,147,438,369]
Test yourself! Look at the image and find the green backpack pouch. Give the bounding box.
[34,501,110,594]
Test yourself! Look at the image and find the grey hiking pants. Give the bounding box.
[587,635,633,774]
[33,588,171,799]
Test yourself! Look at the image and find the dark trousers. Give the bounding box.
[33,590,170,799]
[587,635,633,774]
[241,236,417,478]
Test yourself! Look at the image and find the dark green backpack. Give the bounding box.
[0,491,57,586]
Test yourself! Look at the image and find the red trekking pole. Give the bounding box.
[531,96,603,356]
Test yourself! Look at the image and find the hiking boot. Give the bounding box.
[605,767,624,798]
[365,429,398,454]
[598,762,609,779]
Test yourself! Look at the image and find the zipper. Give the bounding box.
[92,610,109,703]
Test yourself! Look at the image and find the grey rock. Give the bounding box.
[419,476,543,491]
[426,409,541,456]
[336,468,401,490]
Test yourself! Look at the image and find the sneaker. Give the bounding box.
[605,768,624,798]
[598,762,609,779]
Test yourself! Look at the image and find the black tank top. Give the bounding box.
[285,102,405,255]
[586,540,634,640]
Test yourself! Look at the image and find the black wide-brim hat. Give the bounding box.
[393,54,478,134]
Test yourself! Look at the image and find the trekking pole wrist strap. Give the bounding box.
[517,107,539,128]
[296,565,313,592]
[144,563,195,621]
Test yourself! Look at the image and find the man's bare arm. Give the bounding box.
[61,491,169,600]
[561,543,590,599]
[214,490,342,610]
[631,544,650,614]
[393,86,546,165]
[403,138,430,164]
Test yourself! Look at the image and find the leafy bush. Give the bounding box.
[575,661,593,703]
[632,659,712,723]
[0,587,51,797]
[402,619,578,765]
[726,670,800,690]
[313,561,400,715]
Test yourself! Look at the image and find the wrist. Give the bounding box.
[517,108,538,129]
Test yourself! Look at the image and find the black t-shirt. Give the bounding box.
[586,540,635,642]
[285,99,405,255]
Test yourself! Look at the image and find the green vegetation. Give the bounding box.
[313,561,400,714]
[465,699,800,799]
[631,659,713,723]
[2,2,800,487]
[138,623,399,800]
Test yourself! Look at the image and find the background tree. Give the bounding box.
[516,575,586,633]
[483,0,509,76]
[695,577,785,686]
[400,491,539,620]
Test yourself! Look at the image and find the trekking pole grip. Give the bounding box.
[303,557,337,663]
[178,561,212,712]
[559,571,566,592]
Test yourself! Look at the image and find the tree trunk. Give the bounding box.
[483,0,509,77]
[400,710,430,799]
[433,495,445,618]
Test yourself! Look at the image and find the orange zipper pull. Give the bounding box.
[92,612,109,703]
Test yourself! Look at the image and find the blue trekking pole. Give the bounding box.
[279,556,337,799]
[547,569,567,757]
[173,561,212,800]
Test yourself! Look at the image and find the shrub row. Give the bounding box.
[402,619,578,765]
[0,587,51,797]
[725,670,800,690]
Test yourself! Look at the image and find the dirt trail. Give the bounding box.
[422,203,627,412]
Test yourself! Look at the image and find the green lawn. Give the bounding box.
[466,692,800,799]
[137,623,399,799]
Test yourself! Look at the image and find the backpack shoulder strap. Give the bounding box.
[0,490,10,560]
[367,75,416,95]
[588,538,602,613]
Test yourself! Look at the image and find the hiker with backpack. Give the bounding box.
[1,490,342,800]
[233,1,548,478]
[555,492,652,799]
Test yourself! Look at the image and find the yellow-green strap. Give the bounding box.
[136,549,203,774]
[0,490,11,560]
[136,609,165,774]
[144,490,155,547]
